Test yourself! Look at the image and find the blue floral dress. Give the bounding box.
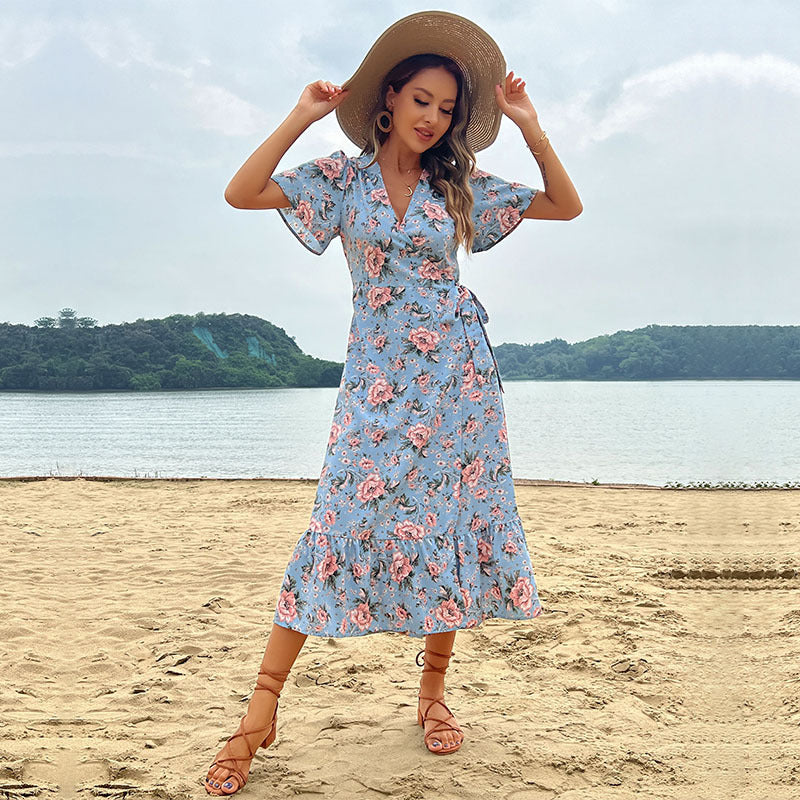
[269,149,544,638]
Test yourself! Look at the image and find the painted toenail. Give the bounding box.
[223,783,232,788]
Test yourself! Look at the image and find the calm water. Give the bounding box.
[0,381,797,485]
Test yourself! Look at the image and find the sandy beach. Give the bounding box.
[1,477,798,799]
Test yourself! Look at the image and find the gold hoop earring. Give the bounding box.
[377,110,393,133]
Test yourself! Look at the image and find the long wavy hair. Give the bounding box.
[358,53,477,252]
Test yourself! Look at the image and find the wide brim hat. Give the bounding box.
[336,10,506,153]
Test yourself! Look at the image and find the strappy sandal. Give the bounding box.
[204,666,291,795]
[415,648,464,755]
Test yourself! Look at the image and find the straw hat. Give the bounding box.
[335,10,506,153]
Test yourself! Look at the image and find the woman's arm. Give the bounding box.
[493,71,583,221]
[224,80,348,210]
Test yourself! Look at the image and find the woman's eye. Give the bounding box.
[414,98,453,115]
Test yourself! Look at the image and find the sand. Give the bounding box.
[0,477,798,799]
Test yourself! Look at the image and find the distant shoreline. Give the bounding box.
[2,475,798,490]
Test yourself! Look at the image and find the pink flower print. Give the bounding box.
[418,259,443,281]
[472,168,491,179]
[470,515,486,532]
[503,539,519,555]
[422,200,447,220]
[461,457,485,488]
[406,423,432,450]
[460,586,472,610]
[315,155,343,180]
[347,207,356,226]
[498,426,508,442]
[490,584,502,602]
[352,561,367,579]
[434,599,463,627]
[479,208,493,225]
[407,326,441,354]
[464,418,480,435]
[497,205,522,234]
[318,551,338,580]
[373,334,387,351]
[359,457,374,471]
[416,372,431,390]
[323,510,337,526]
[412,235,426,247]
[427,560,442,579]
[309,517,323,533]
[341,412,353,425]
[367,377,394,407]
[364,244,387,278]
[370,187,391,205]
[339,617,347,634]
[474,487,488,500]
[389,551,413,582]
[276,589,298,623]
[349,602,374,631]
[394,519,426,541]
[295,199,314,229]
[356,527,373,541]
[463,360,476,387]
[423,615,435,632]
[367,362,380,374]
[348,436,361,448]
[367,286,393,309]
[328,422,343,447]
[477,538,492,563]
[509,576,534,612]
[356,472,386,504]
[425,512,437,528]
[389,453,399,466]
[396,606,409,621]
[316,607,330,624]
[469,389,484,402]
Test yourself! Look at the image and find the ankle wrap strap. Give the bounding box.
[254,666,291,698]
[415,648,455,673]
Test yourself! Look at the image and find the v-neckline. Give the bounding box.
[374,158,426,227]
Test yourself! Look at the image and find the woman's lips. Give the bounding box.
[415,128,433,141]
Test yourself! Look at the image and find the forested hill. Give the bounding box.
[495,325,800,380]
[0,312,343,391]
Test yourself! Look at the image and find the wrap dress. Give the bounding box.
[269,149,544,638]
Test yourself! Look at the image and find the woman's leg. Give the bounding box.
[418,630,464,752]
[205,622,308,795]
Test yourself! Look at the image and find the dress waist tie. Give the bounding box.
[455,285,504,393]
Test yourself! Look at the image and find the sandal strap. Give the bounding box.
[415,648,455,673]
[254,666,291,698]
[209,714,274,787]
[418,696,462,742]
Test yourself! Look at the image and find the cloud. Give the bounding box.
[0,17,58,68]
[583,52,800,146]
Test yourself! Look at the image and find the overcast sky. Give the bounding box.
[1,0,797,362]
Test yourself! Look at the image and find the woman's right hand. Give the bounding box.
[294,80,349,124]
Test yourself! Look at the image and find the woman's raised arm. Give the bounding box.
[224,80,348,210]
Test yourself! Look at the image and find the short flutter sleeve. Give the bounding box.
[271,149,349,255]
[469,168,537,253]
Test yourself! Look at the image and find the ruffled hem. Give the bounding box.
[271,517,544,638]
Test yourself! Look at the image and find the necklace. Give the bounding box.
[381,160,422,197]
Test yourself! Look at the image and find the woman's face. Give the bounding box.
[386,66,458,153]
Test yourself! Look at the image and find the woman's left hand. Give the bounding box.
[494,71,539,129]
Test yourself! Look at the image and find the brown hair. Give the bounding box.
[358,53,477,252]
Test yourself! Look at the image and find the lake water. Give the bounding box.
[0,381,797,485]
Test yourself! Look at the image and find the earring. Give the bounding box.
[377,110,393,133]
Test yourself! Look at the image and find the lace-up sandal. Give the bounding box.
[204,666,291,795]
[415,648,464,754]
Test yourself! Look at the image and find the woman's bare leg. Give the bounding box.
[205,622,308,795]
[418,630,464,752]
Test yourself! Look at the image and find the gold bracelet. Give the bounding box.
[526,131,549,156]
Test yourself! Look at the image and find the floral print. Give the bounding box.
[269,149,542,638]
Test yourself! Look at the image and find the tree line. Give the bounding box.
[0,310,343,391]
[495,325,800,380]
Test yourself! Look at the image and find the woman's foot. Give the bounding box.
[204,669,287,795]
[417,691,464,753]
[416,648,464,753]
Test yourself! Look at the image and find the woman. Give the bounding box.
[205,10,581,794]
